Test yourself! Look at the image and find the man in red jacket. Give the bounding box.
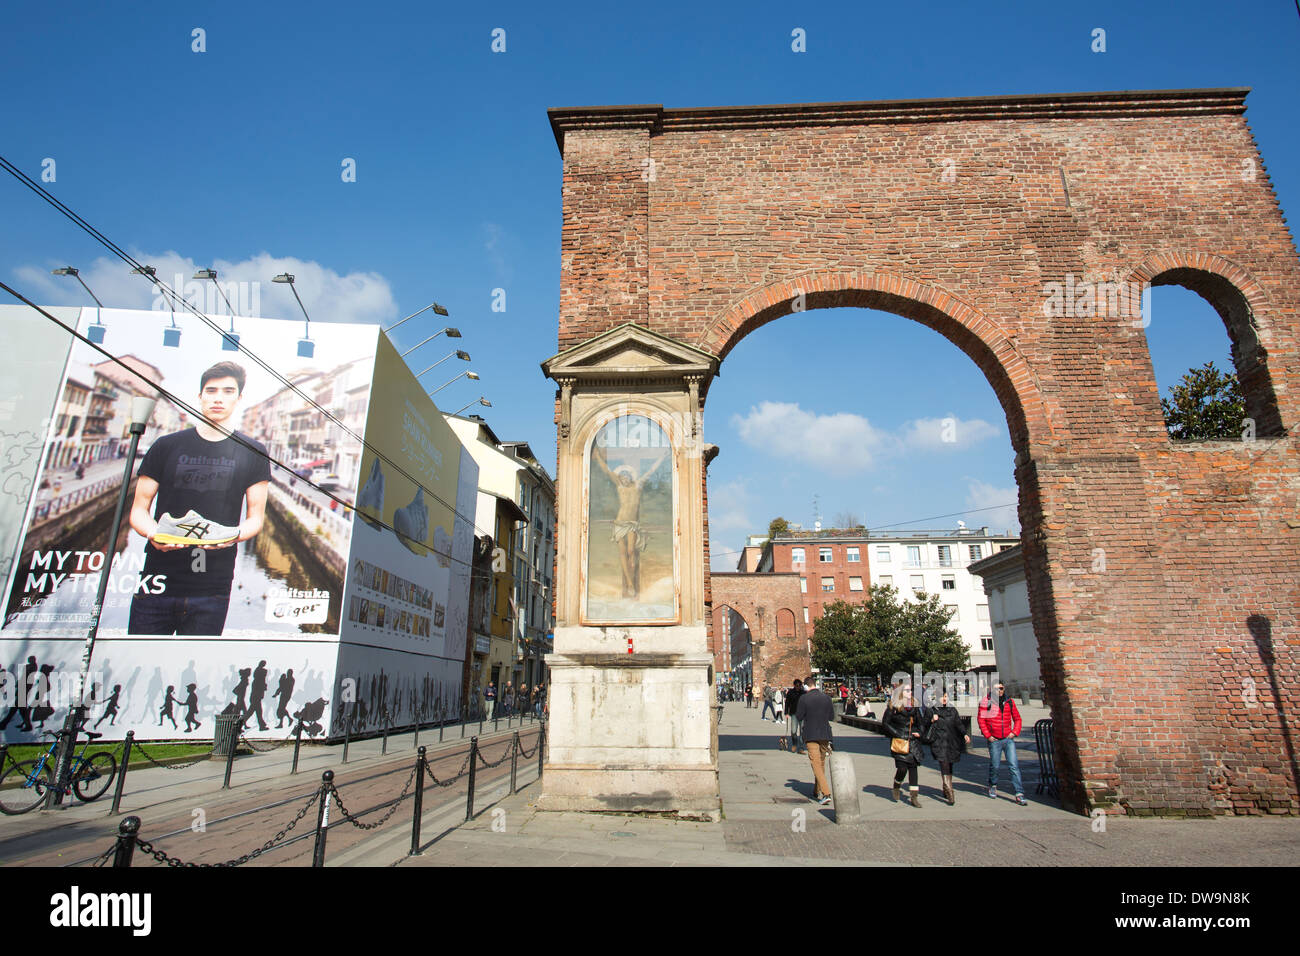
[977,681,1026,804]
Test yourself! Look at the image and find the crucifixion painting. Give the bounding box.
[585,414,675,622]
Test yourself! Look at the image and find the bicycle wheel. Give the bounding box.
[0,760,53,815]
[73,752,117,803]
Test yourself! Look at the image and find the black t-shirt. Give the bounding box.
[138,428,271,596]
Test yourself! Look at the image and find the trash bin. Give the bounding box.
[213,713,241,757]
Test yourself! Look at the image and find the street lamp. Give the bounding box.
[194,268,240,351]
[428,370,478,398]
[414,350,470,378]
[450,396,491,416]
[272,273,315,357]
[132,265,183,347]
[400,327,462,358]
[383,301,449,334]
[52,267,107,343]
[48,394,156,808]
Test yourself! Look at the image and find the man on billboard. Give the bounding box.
[127,361,271,635]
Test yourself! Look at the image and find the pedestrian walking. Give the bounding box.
[978,681,1026,804]
[745,685,753,709]
[760,684,776,720]
[926,691,970,805]
[773,686,784,722]
[484,682,496,720]
[784,678,805,753]
[794,675,835,805]
[882,685,925,807]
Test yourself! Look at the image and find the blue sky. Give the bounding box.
[2,1,1297,569]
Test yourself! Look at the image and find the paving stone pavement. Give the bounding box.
[386,701,1300,867]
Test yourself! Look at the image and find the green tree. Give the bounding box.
[810,585,969,681]
[1160,361,1246,440]
[767,516,790,538]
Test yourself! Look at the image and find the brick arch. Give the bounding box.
[1126,252,1287,437]
[697,269,1054,456]
[710,574,810,692]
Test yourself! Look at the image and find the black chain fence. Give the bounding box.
[98,723,545,868]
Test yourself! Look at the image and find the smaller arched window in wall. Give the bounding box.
[584,413,677,624]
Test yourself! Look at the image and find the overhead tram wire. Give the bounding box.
[0,153,490,545]
[0,280,488,576]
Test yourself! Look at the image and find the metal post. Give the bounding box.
[479,704,484,736]
[222,727,238,789]
[312,770,333,867]
[413,706,421,751]
[439,702,445,743]
[113,815,141,867]
[110,731,134,815]
[410,746,426,856]
[291,720,303,774]
[0,744,8,776]
[538,722,545,780]
[465,736,478,822]
[342,715,352,764]
[381,714,390,755]
[510,732,519,795]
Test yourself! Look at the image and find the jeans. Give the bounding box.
[128,593,231,635]
[485,700,495,720]
[988,737,1024,794]
[761,701,776,720]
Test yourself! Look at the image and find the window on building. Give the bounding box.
[999,544,1014,553]
[799,576,807,593]
[821,577,834,592]
[875,546,891,563]
[803,607,809,623]
[941,575,955,590]
[910,574,924,593]
[906,546,922,567]
[945,604,959,621]
[937,545,952,567]
[791,547,805,564]
[969,544,983,561]
[849,576,864,591]
[846,547,860,563]
[878,574,893,586]
[819,547,833,562]
[980,637,994,651]
[977,604,990,621]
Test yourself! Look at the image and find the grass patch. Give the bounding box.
[3,741,211,765]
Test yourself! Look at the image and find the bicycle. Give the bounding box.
[0,726,118,814]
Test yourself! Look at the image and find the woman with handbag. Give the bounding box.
[926,691,971,805]
[882,684,925,806]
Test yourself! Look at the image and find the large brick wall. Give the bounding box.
[550,89,1300,816]
[710,572,809,692]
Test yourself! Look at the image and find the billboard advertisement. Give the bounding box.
[333,334,478,732]
[0,306,478,743]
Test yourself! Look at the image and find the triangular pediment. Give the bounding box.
[542,322,719,383]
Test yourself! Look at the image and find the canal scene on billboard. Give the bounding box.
[1,308,380,640]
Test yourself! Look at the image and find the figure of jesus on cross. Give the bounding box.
[593,442,670,599]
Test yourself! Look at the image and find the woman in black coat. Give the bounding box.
[882,686,926,807]
[927,691,971,805]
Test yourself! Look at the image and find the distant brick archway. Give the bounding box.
[549,89,1300,815]
[710,572,808,692]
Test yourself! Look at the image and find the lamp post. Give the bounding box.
[384,302,449,335]
[414,350,470,379]
[428,370,478,398]
[400,327,462,358]
[450,397,491,416]
[47,394,156,808]
[272,273,315,357]
[194,268,240,350]
[52,267,107,343]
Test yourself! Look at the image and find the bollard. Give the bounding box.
[410,746,427,856]
[538,722,545,780]
[494,708,499,734]
[222,728,238,790]
[439,702,445,743]
[110,731,135,815]
[113,815,141,867]
[291,720,303,775]
[382,715,390,755]
[414,707,422,751]
[479,706,484,736]
[510,732,519,795]
[827,751,861,824]
[312,770,333,867]
[342,716,352,764]
[465,737,478,822]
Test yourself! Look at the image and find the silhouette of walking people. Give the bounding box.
[231,667,251,720]
[182,683,201,733]
[244,660,269,731]
[0,656,39,732]
[94,684,122,728]
[160,685,179,730]
[30,665,57,729]
[273,669,296,728]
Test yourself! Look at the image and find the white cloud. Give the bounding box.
[728,403,1002,475]
[708,479,758,571]
[13,251,397,326]
[900,415,1000,451]
[482,222,512,282]
[964,479,1020,534]
[730,401,897,475]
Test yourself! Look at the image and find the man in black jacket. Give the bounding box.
[794,676,835,805]
[784,678,805,754]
